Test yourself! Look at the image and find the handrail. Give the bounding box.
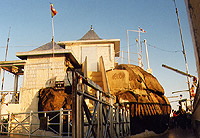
[75,71,114,99]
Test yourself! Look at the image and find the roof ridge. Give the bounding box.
[79,26,102,40]
[31,41,64,52]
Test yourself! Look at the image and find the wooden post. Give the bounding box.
[72,70,77,138]
[99,56,110,93]
[72,71,84,138]
[14,75,18,92]
[77,90,84,138]
[13,75,18,103]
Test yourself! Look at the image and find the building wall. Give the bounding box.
[65,43,115,71]
[20,54,70,113]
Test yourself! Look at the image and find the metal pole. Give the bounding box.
[121,51,123,64]
[128,108,131,135]
[59,108,63,138]
[8,112,11,136]
[97,90,100,138]
[1,27,11,91]
[144,39,150,69]
[110,98,114,137]
[173,0,192,107]
[127,29,146,66]
[136,39,140,66]
[47,116,49,131]
[72,70,77,138]
[138,28,142,67]
[52,17,55,58]
[68,110,70,136]
[127,30,130,64]
[116,105,119,136]
[100,92,103,138]
[29,111,33,138]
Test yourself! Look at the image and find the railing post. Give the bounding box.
[120,108,123,136]
[99,92,103,138]
[29,111,33,138]
[47,116,49,131]
[128,108,131,136]
[59,108,63,138]
[110,98,114,138]
[123,107,126,136]
[116,104,119,137]
[8,112,11,136]
[78,77,84,138]
[97,90,100,138]
[0,117,2,134]
[68,110,71,136]
[75,76,83,138]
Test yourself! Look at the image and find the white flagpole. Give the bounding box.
[52,17,55,58]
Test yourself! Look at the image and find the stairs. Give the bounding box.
[88,71,103,93]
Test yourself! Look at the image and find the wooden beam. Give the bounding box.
[99,56,110,93]
[162,64,195,78]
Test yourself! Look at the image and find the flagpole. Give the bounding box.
[138,27,142,67]
[52,17,55,58]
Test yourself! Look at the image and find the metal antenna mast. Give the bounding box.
[127,28,146,66]
[173,0,192,106]
[1,27,11,90]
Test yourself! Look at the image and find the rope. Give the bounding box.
[147,43,181,53]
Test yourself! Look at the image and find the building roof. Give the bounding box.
[79,26,101,40]
[15,41,81,68]
[0,60,26,75]
[16,49,81,69]
[31,41,64,51]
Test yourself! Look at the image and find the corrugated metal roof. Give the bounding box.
[31,41,64,51]
[79,26,101,40]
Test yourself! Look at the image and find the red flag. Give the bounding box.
[139,27,146,33]
[51,4,57,17]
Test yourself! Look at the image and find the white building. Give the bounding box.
[58,26,120,71]
[0,26,120,114]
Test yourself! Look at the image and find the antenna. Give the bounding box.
[173,0,192,106]
[127,27,146,66]
[1,27,11,90]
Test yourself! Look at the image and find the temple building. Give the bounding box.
[0,26,120,114]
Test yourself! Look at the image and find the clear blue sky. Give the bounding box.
[0,0,197,110]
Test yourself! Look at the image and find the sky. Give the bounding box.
[0,0,197,110]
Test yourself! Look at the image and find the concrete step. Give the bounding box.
[88,71,103,92]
